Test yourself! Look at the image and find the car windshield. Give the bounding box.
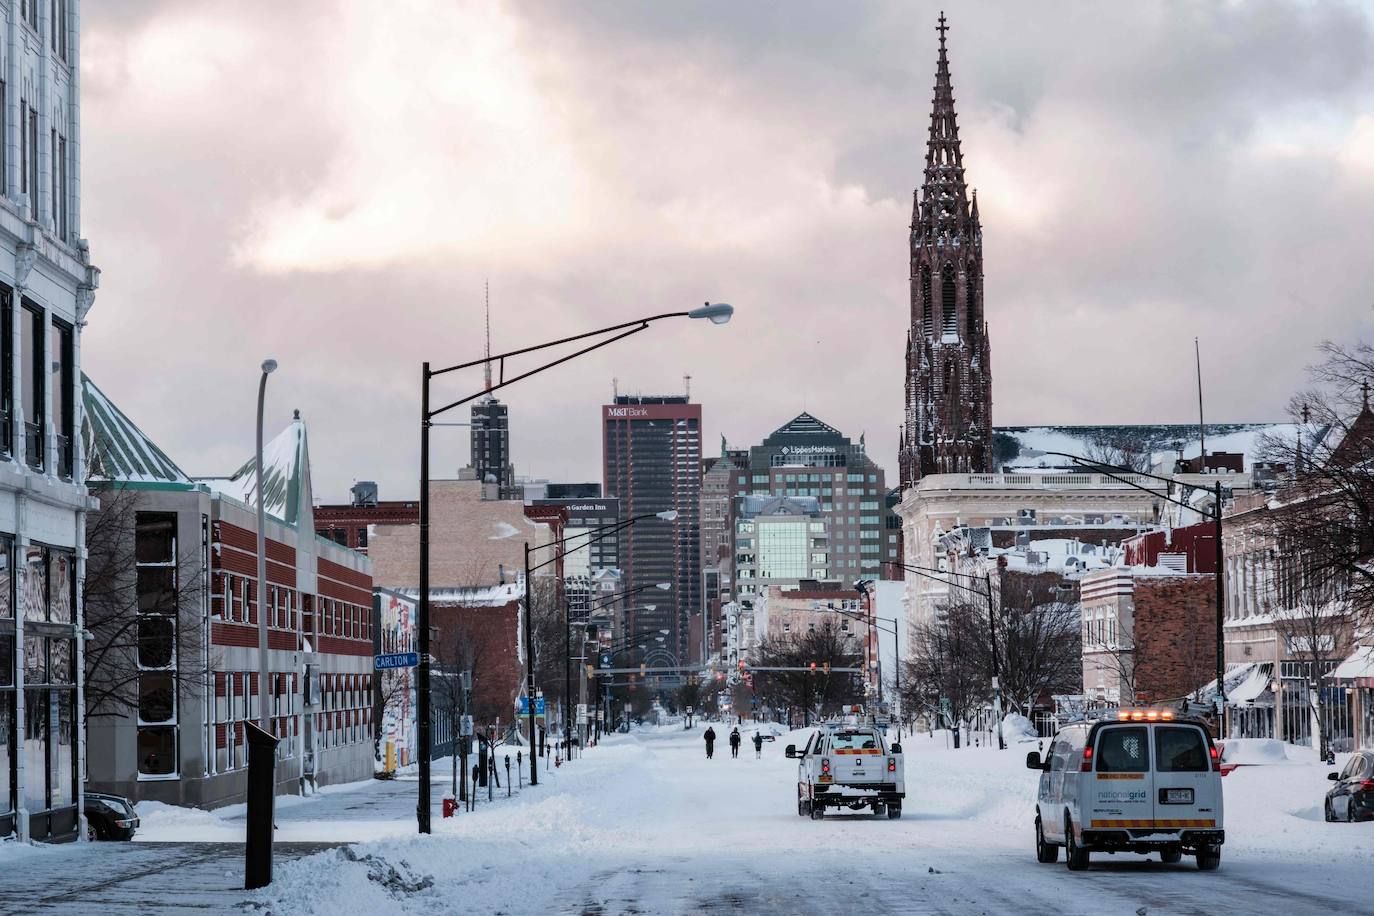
[1095,726,1148,773]
[830,731,879,750]
[1155,726,1208,773]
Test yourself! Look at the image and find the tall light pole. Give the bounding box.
[256,359,277,732]
[420,303,733,825]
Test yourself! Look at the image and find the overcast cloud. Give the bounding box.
[78,0,1374,502]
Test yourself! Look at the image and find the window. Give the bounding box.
[136,514,179,778]
[1095,726,1148,773]
[0,285,11,456]
[21,303,43,469]
[1154,727,1208,773]
[52,0,69,60]
[24,106,37,220]
[941,263,957,336]
[51,320,73,477]
[0,81,6,206]
[22,1,38,33]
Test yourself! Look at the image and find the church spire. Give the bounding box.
[916,10,972,247]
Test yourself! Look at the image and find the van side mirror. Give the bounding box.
[1328,772,1340,781]
[785,745,797,758]
[1026,751,1047,771]
[890,743,902,754]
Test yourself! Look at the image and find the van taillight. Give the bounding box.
[1081,746,1094,772]
[887,757,896,773]
[1208,745,1221,772]
[821,758,830,774]
[1360,780,1374,792]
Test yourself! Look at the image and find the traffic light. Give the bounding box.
[809,661,817,674]
[640,663,647,677]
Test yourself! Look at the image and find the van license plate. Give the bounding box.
[1162,788,1194,804]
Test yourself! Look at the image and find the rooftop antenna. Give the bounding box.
[483,280,493,394]
[613,376,619,398]
[684,373,691,400]
[1194,337,1206,472]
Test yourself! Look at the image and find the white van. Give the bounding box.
[1025,711,1224,871]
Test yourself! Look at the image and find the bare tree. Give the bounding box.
[1085,430,1154,473]
[751,626,863,726]
[1271,573,1353,758]
[900,602,988,747]
[993,583,1082,715]
[83,482,209,721]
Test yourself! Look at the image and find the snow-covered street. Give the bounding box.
[7,723,1374,914]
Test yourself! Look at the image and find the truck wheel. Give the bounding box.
[1159,846,1182,864]
[1064,815,1090,871]
[810,805,824,820]
[1196,845,1221,871]
[799,798,811,817]
[887,805,902,820]
[1035,817,1059,863]
[873,803,887,817]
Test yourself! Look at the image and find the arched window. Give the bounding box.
[920,266,933,338]
[941,263,957,337]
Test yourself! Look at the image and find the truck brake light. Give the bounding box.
[887,757,896,773]
[1081,746,1094,773]
[821,758,830,775]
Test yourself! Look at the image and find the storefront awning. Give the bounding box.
[1330,646,1374,681]
[1228,663,1273,704]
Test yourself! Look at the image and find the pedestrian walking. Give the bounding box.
[729,727,741,758]
[752,732,764,759]
[704,726,717,759]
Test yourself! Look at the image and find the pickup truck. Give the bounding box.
[787,721,905,819]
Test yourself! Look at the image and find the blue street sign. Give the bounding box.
[374,652,420,671]
[516,696,546,716]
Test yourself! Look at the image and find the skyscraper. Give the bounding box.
[899,13,992,490]
[470,396,512,488]
[602,395,702,670]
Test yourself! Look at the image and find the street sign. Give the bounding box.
[459,715,474,737]
[516,696,546,716]
[576,704,588,724]
[374,652,420,670]
[599,651,613,669]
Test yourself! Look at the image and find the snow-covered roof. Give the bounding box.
[995,424,1296,472]
[1331,645,1374,681]
[199,414,309,526]
[994,537,1120,575]
[392,583,523,607]
[81,373,192,485]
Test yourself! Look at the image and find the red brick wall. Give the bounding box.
[1134,575,1217,703]
[432,601,522,727]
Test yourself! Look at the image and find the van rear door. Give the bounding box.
[1089,725,1153,829]
[1152,724,1218,830]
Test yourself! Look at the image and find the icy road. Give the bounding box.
[8,724,1374,914]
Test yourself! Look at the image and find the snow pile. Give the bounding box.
[1001,713,1040,744]
[1218,738,1301,766]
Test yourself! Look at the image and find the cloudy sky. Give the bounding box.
[79,1,1374,502]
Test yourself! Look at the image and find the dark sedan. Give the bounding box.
[84,792,140,840]
[1326,752,1374,823]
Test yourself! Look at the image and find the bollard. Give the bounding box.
[243,721,279,890]
[505,757,511,797]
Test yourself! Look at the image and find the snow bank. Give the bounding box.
[1001,713,1039,744]
[1218,738,1302,766]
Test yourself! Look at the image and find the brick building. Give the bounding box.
[82,383,374,809]
[1080,567,1215,708]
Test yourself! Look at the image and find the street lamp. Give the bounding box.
[255,359,277,732]
[853,580,881,703]
[1043,451,1228,726]
[416,304,734,834]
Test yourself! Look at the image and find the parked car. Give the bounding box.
[84,792,140,841]
[1326,752,1374,822]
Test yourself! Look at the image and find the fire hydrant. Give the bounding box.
[442,796,457,818]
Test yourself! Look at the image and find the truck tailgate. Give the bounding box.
[831,749,886,784]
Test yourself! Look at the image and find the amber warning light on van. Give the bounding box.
[1115,709,1174,721]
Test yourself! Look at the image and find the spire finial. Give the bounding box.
[937,10,948,47]
[483,280,493,393]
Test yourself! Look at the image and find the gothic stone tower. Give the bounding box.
[899,14,992,490]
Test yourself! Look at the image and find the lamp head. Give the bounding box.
[642,604,657,612]
[261,359,278,374]
[687,302,734,325]
[655,510,679,521]
[654,582,671,590]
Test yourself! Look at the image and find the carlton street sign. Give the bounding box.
[374,652,420,671]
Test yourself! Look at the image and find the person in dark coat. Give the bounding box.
[704,727,717,759]
[729,727,741,758]
[752,732,764,758]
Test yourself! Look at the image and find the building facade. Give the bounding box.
[469,396,512,490]
[602,395,701,671]
[899,14,992,490]
[373,587,418,773]
[733,495,829,599]
[82,387,375,810]
[2,0,98,842]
